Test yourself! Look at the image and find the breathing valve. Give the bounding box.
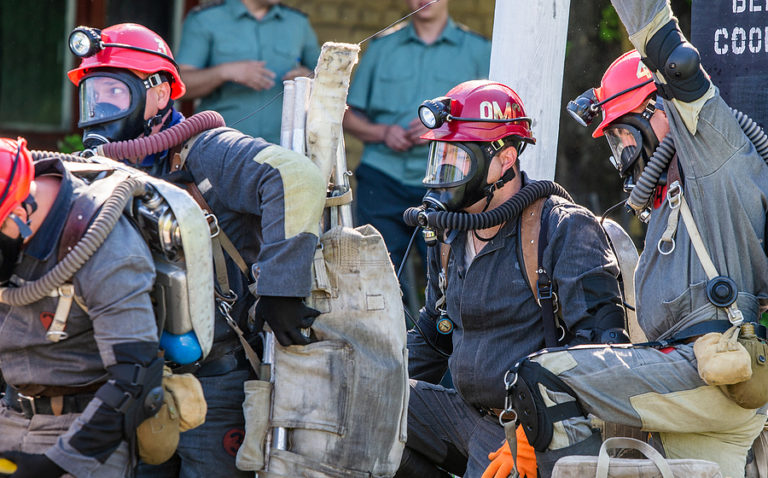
[706,276,738,308]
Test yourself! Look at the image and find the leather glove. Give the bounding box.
[0,452,65,478]
[481,425,537,478]
[253,296,320,346]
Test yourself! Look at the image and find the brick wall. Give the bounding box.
[282,1,495,45]
[279,0,496,168]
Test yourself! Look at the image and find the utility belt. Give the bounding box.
[643,320,768,348]
[3,384,102,418]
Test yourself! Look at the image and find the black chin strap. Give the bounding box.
[143,86,174,136]
[473,167,518,243]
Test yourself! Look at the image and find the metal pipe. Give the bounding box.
[280,80,295,149]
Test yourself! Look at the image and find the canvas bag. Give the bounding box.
[552,437,722,478]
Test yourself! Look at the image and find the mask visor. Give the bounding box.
[79,75,134,126]
[422,142,477,188]
[604,124,643,175]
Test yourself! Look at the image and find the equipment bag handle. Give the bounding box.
[596,437,673,478]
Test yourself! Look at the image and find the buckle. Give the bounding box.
[206,213,221,238]
[16,392,36,418]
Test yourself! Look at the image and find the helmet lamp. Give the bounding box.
[419,97,452,129]
[566,88,599,127]
[69,27,103,58]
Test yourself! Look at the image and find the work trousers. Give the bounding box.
[529,343,767,478]
[136,367,251,478]
[394,380,507,478]
[0,398,131,478]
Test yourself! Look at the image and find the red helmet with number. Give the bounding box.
[421,80,535,143]
[592,50,656,138]
[0,138,34,225]
[67,23,185,100]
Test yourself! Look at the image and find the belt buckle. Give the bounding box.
[16,392,36,418]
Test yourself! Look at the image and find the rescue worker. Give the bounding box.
[0,137,162,477]
[398,80,629,478]
[66,23,326,477]
[507,2,768,477]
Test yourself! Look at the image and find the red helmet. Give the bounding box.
[67,23,185,100]
[592,50,656,138]
[0,138,34,225]
[421,80,535,144]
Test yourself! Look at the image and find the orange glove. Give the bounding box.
[481,425,537,478]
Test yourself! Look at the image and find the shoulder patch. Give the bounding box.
[190,0,225,14]
[372,21,408,41]
[456,22,489,41]
[279,3,309,17]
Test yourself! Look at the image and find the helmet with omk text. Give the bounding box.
[418,80,534,212]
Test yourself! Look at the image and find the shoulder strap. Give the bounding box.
[57,170,127,262]
[518,197,561,347]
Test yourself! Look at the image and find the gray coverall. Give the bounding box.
[402,173,625,477]
[0,159,160,478]
[527,2,768,477]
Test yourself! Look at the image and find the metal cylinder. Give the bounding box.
[281,80,295,149]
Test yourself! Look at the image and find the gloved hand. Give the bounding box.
[0,452,64,478]
[253,296,320,346]
[481,425,537,478]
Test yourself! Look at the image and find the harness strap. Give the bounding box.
[170,150,249,292]
[46,284,75,343]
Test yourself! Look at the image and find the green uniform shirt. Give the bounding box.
[176,0,320,142]
[347,19,491,186]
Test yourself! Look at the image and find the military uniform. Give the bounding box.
[526,2,768,477]
[135,125,325,478]
[401,175,625,477]
[347,19,491,273]
[176,0,320,142]
[0,158,160,478]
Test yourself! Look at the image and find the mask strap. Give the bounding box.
[8,213,32,240]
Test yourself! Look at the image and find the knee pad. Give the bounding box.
[643,20,710,102]
[508,359,585,452]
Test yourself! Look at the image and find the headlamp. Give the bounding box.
[418,97,452,129]
[68,25,180,71]
[566,88,599,127]
[69,27,103,58]
[566,79,655,128]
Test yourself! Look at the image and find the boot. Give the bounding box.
[534,429,602,478]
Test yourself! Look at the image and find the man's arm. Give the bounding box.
[46,219,161,476]
[545,203,628,344]
[186,129,325,298]
[343,109,414,152]
[180,62,276,100]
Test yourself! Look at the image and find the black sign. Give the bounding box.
[691,0,768,128]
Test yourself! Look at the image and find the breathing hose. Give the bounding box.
[626,108,768,213]
[0,176,148,306]
[403,180,573,231]
[625,135,675,213]
[97,110,226,161]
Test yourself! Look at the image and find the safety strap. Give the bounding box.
[218,300,262,378]
[45,284,75,343]
[325,188,353,208]
[659,181,744,325]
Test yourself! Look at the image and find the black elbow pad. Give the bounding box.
[643,20,710,102]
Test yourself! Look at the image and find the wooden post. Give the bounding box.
[489,0,571,181]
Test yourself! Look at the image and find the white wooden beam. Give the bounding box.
[490,0,571,181]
